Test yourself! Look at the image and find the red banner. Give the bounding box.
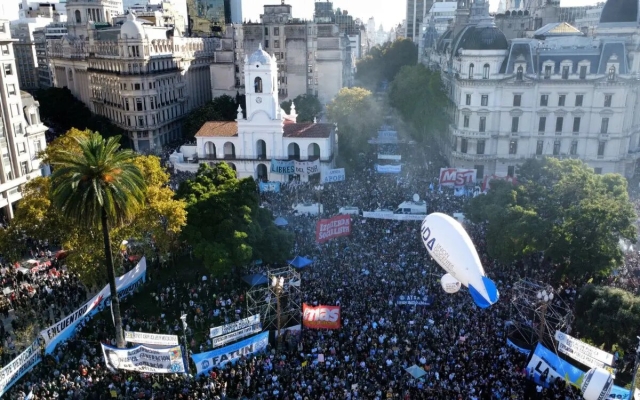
[302,304,341,329]
[315,214,351,243]
[439,168,477,187]
[482,174,517,192]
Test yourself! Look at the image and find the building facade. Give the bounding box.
[10,19,54,91]
[173,46,336,181]
[0,20,49,219]
[424,0,640,179]
[33,23,67,88]
[407,0,433,43]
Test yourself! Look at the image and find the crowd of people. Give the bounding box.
[1,146,619,400]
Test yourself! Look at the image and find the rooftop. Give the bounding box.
[283,122,333,138]
[195,121,238,137]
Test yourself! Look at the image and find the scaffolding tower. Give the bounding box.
[246,266,302,331]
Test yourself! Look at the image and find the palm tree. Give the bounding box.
[50,133,146,348]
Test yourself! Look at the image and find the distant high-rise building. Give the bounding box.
[406,0,433,42]
[229,0,242,24]
[187,0,232,36]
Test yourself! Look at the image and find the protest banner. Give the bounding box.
[375,164,402,174]
[321,168,346,183]
[0,340,42,396]
[210,324,262,348]
[362,211,425,221]
[316,214,351,243]
[102,343,185,374]
[554,331,614,369]
[395,295,434,306]
[439,168,477,187]
[270,159,295,174]
[258,181,281,193]
[302,304,341,329]
[124,331,179,346]
[294,160,320,175]
[210,314,260,338]
[271,159,320,175]
[192,332,269,375]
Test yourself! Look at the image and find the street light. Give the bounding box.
[272,276,285,347]
[536,289,554,343]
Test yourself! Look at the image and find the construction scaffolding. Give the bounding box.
[246,266,302,331]
[508,279,574,349]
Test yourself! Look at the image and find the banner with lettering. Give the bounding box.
[378,129,398,142]
[191,332,269,375]
[0,339,42,396]
[439,168,477,187]
[378,154,402,161]
[295,160,320,175]
[40,258,147,353]
[258,181,281,193]
[481,174,517,192]
[124,331,179,346]
[316,214,351,243]
[270,159,295,174]
[554,331,614,369]
[395,295,433,306]
[302,304,341,330]
[210,314,260,338]
[270,159,320,175]
[375,164,402,174]
[210,324,262,348]
[321,168,345,183]
[102,343,185,374]
[362,211,425,221]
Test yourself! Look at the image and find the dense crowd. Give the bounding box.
[1,148,610,400]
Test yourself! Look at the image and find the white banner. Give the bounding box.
[0,340,42,396]
[124,331,179,346]
[362,211,425,221]
[101,343,185,374]
[211,324,262,348]
[294,160,320,176]
[321,168,345,183]
[377,154,402,161]
[40,258,147,353]
[555,331,614,367]
[210,314,260,338]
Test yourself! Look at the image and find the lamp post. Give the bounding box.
[272,276,285,347]
[536,289,554,343]
[629,337,640,399]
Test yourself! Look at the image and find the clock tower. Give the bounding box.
[243,44,280,121]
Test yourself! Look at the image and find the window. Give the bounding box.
[511,117,519,133]
[573,117,581,133]
[3,64,12,76]
[553,140,561,155]
[264,27,268,35]
[254,77,263,93]
[17,142,25,154]
[604,94,612,107]
[536,140,544,155]
[540,95,548,107]
[483,64,490,79]
[0,45,8,55]
[594,167,603,174]
[509,139,518,154]
[35,140,42,152]
[136,98,143,111]
[274,27,279,35]
[575,95,584,107]
[516,66,523,80]
[463,115,469,128]
[137,116,144,127]
[264,40,269,48]
[477,140,485,155]
[19,160,29,176]
[474,165,484,179]
[562,66,570,79]
[461,138,468,153]
[600,117,609,134]
[579,65,587,79]
[6,84,15,95]
[507,166,516,177]
[481,95,488,106]
[555,117,563,133]
[558,95,566,107]
[513,94,521,107]
[134,83,140,90]
[539,117,546,133]
[570,140,578,155]
[598,141,606,156]
[468,63,474,79]
[465,94,471,105]
[479,117,486,132]
[544,65,552,79]
[13,123,22,135]
[150,98,155,109]
[10,104,19,117]
[274,40,280,48]
[608,65,616,81]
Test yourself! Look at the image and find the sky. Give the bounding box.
[242,0,602,31]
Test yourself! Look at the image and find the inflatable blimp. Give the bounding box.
[581,368,613,400]
[421,212,499,308]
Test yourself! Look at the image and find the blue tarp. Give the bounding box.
[274,217,288,227]
[242,274,268,286]
[288,256,313,269]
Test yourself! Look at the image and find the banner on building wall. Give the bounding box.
[270,159,295,174]
[210,324,262,349]
[439,168,477,187]
[258,181,281,193]
[554,331,614,369]
[270,159,320,175]
[209,314,261,338]
[0,339,42,396]
[191,332,269,375]
[375,164,402,174]
[302,304,341,330]
[316,214,351,243]
[40,258,147,353]
[295,160,320,175]
[101,343,185,374]
[321,168,345,183]
[124,331,179,346]
[481,174,517,192]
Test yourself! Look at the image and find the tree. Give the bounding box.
[177,163,292,273]
[281,94,323,123]
[464,158,637,278]
[355,39,418,89]
[388,64,447,142]
[183,95,239,140]
[49,133,147,348]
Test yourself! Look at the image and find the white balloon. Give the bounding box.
[441,273,461,294]
[581,367,613,400]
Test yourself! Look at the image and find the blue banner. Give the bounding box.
[270,159,295,174]
[375,164,402,174]
[258,181,281,193]
[395,295,433,306]
[378,130,398,140]
[0,339,41,396]
[506,338,532,356]
[191,332,269,375]
[527,344,629,400]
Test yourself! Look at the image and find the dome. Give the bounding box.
[120,13,145,39]
[452,25,508,55]
[599,0,638,24]
[248,43,272,65]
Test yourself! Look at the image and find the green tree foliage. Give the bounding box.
[183,95,239,140]
[575,285,640,353]
[464,158,637,277]
[49,132,147,348]
[355,39,418,89]
[177,163,293,273]
[388,64,448,142]
[326,87,382,168]
[281,94,322,123]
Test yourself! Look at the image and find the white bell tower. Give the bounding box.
[244,44,280,121]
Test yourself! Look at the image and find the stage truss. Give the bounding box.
[246,266,302,331]
[509,279,574,348]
